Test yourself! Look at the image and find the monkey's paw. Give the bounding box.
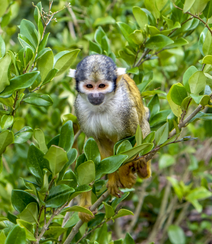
[78,205,95,222]
[119,162,137,189]
[133,157,151,179]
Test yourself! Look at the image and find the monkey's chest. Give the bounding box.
[82,112,120,142]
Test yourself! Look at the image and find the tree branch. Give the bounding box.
[173,4,212,35]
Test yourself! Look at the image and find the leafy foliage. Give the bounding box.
[0,0,212,244]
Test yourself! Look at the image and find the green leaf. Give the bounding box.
[1,115,14,130]
[37,49,54,81]
[121,143,153,163]
[0,0,9,18]
[96,223,108,244]
[20,19,38,51]
[167,86,182,117]
[117,22,135,46]
[27,144,49,185]
[0,53,11,93]
[23,93,53,107]
[155,122,169,146]
[54,49,80,76]
[112,209,134,220]
[61,169,77,188]
[144,0,160,19]
[186,186,212,201]
[0,130,14,155]
[116,140,132,154]
[202,55,212,64]
[94,16,115,26]
[5,225,26,244]
[150,110,171,127]
[46,184,74,208]
[41,68,58,86]
[33,128,47,154]
[77,160,95,185]
[11,190,38,213]
[167,177,183,200]
[189,71,206,95]
[16,219,36,241]
[133,7,148,30]
[0,231,6,244]
[84,138,101,164]
[137,72,153,92]
[170,83,188,106]
[168,225,185,244]
[159,154,175,169]
[148,94,160,118]
[191,0,210,15]
[146,34,174,50]
[123,233,135,244]
[14,126,33,144]
[143,131,155,143]
[129,30,144,45]
[62,205,93,216]
[94,27,106,45]
[103,202,115,219]
[18,202,38,224]
[96,155,128,179]
[89,41,102,54]
[190,94,210,105]
[183,66,198,93]
[203,0,212,19]
[58,148,78,182]
[166,38,188,49]
[203,30,212,55]
[34,2,43,40]
[38,33,50,52]
[111,192,130,209]
[0,72,40,98]
[183,0,195,12]
[44,145,68,177]
[69,184,92,200]
[58,120,74,153]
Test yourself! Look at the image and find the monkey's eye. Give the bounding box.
[86,84,93,89]
[99,84,106,88]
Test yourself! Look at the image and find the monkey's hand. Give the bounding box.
[119,162,137,189]
[133,156,151,179]
[78,191,94,222]
[107,172,123,197]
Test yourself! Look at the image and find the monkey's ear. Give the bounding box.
[68,69,76,78]
[117,68,126,76]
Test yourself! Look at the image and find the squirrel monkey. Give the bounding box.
[69,54,151,222]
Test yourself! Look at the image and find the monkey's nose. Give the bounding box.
[88,93,104,105]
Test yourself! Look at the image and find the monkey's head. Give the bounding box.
[72,55,125,106]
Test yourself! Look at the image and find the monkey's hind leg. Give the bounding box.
[107,171,123,197]
[118,162,137,189]
[78,191,94,222]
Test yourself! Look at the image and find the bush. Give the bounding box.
[0,0,212,243]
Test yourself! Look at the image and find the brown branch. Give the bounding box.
[173,4,212,35]
[63,190,110,244]
[67,6,82,38]
[127,180,148,232]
